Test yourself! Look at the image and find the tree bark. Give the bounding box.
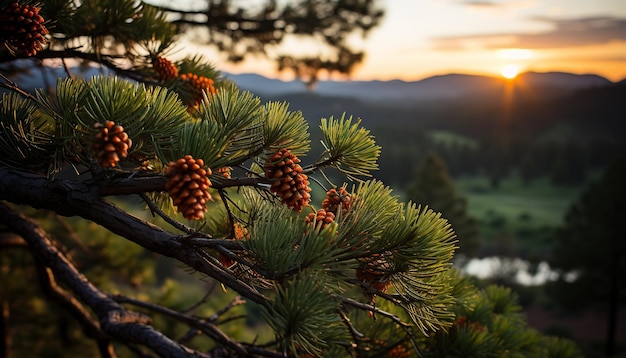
[0,202,211,358]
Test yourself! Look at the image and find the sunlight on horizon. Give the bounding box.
[501,64,520,79]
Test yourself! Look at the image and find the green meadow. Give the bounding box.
[455,173,593,259]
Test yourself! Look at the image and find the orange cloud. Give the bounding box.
[432,16,626,50]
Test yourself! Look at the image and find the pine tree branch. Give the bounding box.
[0,50,146,82]
[33,265,117,358]
[0,233,117,357]
[111,294,282,357]
[0,165,267,305]
[95,170,268,196]
[0,202,211,358]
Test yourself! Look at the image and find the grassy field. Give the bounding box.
[455,174,590,259]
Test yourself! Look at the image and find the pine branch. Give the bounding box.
[110,294,272,357]
[0,165,268,305]
[0,50,145,82]
[0,202,211,358]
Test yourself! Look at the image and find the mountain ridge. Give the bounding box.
[225,71,615,103]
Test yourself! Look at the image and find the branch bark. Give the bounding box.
[0,202,211,358]
[0,166,267,305]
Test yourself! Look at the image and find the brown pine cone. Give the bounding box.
[91,121,132,167]
[321,187,351,214]
[233,222,249,240]
[0,2,49,56]
[264,148,311,212]
[179,73,217,108]
[165,155,212,220]
[387,344,411,358]
[152,56,178,81]
[215,166,231,179]
[305,209,335,231]
[356,253,392,294]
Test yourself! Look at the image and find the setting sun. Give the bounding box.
[501,64,519,79]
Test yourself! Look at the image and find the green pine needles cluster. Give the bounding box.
[0,1,583,357]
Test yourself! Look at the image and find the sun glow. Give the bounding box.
[501,64,519,79]
[498,48,534,60]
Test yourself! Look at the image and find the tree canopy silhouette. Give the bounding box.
[405,152,480,258]
[549,157,626,357]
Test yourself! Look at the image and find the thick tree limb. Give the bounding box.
[0,166,267,305]
[0,202,211,358]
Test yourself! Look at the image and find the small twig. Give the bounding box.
[338,309,364,339]
[177,328,201,345]
[0,72,37,101]
[218,188,237,236]
[307,174,328,192]
[334,295,411,328]
[62,57,74,79]
[139,193,194,234]
[209,296,246,322]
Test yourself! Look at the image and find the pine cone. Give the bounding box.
[321,187,351,214]
[264,148,311,212]
[179,73,217,108]
[233,222,249,240]
[305,209,335,231]
[0,2,49,56]
[387,344,411,358]
[152,56,178,81]
[165,155,213,220]
[91,121,132,167]
[356,253,392,294]
[215,166,231,179]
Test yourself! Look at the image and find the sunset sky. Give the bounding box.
[203,0,626,82]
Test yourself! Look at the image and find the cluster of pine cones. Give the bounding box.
[0,2,49,56]
[165,155,213,220]
[91,121,132,168]
[264,148,311,212]
[152,56,217,108]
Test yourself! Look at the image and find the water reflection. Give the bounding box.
[462,256,578,286]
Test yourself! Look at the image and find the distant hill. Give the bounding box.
[248,74,626,145]
[226,71,614,104]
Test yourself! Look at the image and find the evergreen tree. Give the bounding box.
[549,157,626,356]
[0,1,581,356]
[405,152,480,258]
